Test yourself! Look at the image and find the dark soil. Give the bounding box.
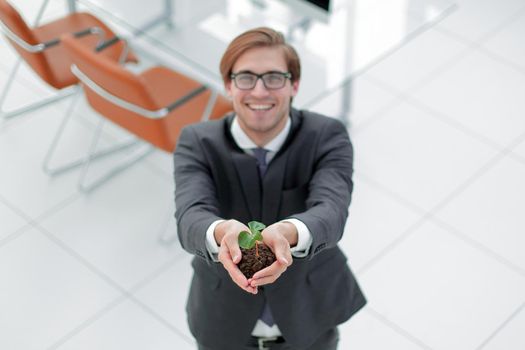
[238,243,276,279]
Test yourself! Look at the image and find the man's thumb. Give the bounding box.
[274,245,289,265]
[229,242,242,264]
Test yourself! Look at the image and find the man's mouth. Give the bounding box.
[247,104,274,111]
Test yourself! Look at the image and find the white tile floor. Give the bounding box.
[1,0,525,349]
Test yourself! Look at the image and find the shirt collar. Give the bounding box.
[231,115,291,153]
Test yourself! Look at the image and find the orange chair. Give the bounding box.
[0,0,137,119]
[46,33,232,192]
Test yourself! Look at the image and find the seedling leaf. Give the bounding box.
[248,221,266,234]
[238,221,266,249]
[238,230,254,249]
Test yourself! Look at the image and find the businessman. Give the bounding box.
[174,27,366,350]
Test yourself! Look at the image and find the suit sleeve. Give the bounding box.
[290,118,354,259]
[173,126,222,262]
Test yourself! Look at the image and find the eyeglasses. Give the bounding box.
[230,71,292,90]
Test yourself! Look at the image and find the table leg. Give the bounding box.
[164,0,174,29]
[67,0,77,12]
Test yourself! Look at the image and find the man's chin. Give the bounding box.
[239,111,275,125]
[245,123,273,133]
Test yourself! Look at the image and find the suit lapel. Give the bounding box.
[261,109,303,224]
[261,150,288,224]
[231,151,261,220]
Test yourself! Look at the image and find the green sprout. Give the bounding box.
[238,221,266,255]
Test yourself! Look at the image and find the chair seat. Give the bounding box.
[33,12,137,89]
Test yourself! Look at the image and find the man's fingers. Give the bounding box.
[230,245,242,264]
[251,239,291,282]
[250,273,281,286]
[227,269,257,294]
[249,262,286,286]
[243,283,258,294]
[220,250,246,284]
[251,259,287,281]
[219,245,257,294]
[276,251,292,266]
[223,234,242,264]
[272,241,293,267]
[224,260,258,294]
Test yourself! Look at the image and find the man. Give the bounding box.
[174,27,366,350]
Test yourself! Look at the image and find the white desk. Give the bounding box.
[68,0,456,115]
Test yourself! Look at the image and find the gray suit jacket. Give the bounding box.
[174,108,366,350]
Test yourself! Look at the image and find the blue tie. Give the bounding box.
[252,147,275,327]
[252,148,268,177]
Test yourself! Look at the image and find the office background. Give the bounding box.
[1,0,524,349]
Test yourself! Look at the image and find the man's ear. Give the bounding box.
[225,80,233,98]
[291,80,300,97]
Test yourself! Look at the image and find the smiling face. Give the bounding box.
[225,46,300,146]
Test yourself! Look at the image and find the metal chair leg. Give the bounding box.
[33,0,52,26]
[0,0,72,120]
[0,58,22,112]
[77,117,155,193]
[0,57,77,120]
[1,88,77,120]
[42,86,81,173]
[42,87,141,176]
[163,0,174,30]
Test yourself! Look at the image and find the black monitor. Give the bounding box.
[280,0,333,23]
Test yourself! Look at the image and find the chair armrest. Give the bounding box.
[71,64,210,119]
[94,35,120,52]
[165,85,208,112]
[0,21,105,52]
[95,35,130,64]
[42,27,105,49]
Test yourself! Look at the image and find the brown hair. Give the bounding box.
[219,27,301,85]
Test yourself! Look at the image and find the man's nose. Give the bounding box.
[250,78,270,97]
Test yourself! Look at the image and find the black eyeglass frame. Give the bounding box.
[230,71,292,90]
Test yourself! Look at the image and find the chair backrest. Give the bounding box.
[61,33,157,110]
[62,33,180,151]
[62,33,232,152]
[0,0,52,83]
